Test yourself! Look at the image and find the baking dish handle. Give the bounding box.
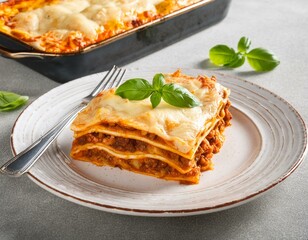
[0,45,59,59]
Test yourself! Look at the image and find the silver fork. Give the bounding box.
[0,66,126,177]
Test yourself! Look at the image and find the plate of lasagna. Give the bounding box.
[10,67,307,216]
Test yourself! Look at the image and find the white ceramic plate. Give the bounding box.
[11,67,307,216]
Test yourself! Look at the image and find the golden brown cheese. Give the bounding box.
[0,0,203,53]
[70,70,232,184]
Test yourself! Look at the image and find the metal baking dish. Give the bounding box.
[0,0,231,83]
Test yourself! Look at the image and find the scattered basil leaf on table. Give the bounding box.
[209,45,237,66]
[224,52,245,68]
[0,91,28,112]
[115,73,201,109]
[237,36,251,53]
[246,48,280,71]
[209,36,280,71]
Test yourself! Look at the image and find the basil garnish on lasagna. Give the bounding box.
[70,70,232,184]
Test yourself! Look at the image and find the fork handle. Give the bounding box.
[0,104,86,177]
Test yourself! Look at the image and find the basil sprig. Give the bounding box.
[209,36,280,71]
[0,91,28,112]
[115,73,201,108]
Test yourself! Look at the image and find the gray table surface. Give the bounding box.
[1,0,307,239]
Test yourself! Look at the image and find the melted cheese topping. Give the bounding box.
[71,71,230,154]
[0,0,202,52]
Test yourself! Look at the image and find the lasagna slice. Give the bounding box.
[70,70,232,184]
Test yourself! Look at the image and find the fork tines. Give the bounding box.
[91,66,126,97]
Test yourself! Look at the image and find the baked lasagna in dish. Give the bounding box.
[70,70,232,184]
[0,0,204,53]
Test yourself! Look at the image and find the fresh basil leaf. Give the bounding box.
[115,78,154,100]
[237,37,251,53]
[209,45,237,66]
[150,91,161,108]
[0,91,28,112]
[224,52,245,68]
[116,74,202,109]
[162,84,201,108]
[246,48,280,71]
[152,73,165,91]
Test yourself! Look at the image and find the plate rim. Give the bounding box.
[10,68,308,216]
